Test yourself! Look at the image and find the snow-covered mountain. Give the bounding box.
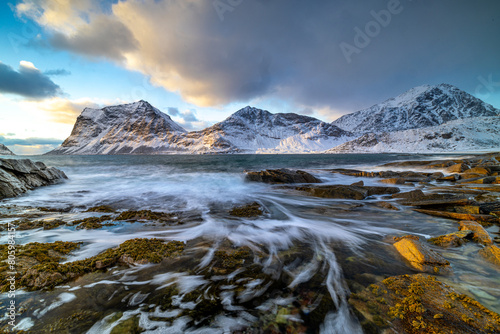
[50,101,188,154]
[326,115,500,153]
[193,107,353,153]
[332,84,499,135]
[0,144,14,155]
[49,103,352,154]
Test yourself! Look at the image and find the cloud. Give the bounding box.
[0,134,62,146]
[16,0,500,113]
[21,97,109,124]
[166,107,181,117]
[43,69,71,76]
[0,60,61,98]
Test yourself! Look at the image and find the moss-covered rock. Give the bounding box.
[85,205,116,213]
[479,245,500,267]
[13,218,67,230]
[229,202,263,217]
[349,274,500,334]
[458,221,493,245]
[428,230,472,247]
[115,210,174,222]
[73,215,114,229]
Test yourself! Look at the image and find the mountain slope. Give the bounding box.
[191,106,353,153]
[326,115,500,153]
[332,84,499,134]
[0,144,14,155]
[49,101,188,154]
[49,104,352,154]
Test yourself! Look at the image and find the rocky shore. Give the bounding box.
[1,153,500,333]
[0,158,67,199]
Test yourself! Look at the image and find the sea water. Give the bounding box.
[1,154,498,333]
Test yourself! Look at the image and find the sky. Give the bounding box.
[0,0,499,154]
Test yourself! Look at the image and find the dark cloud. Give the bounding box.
[0,135,62,146]
[44,69,71,76]
[49,16,138,61]
[18,0,500,113]
[0,61,61,99]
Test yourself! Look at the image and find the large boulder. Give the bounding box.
[245,169,321,184]
[0,158,67,199]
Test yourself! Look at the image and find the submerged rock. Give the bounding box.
[393,235,451,274]
[349,274,500,334]
[245,169,322,184]
[0,158,67,199]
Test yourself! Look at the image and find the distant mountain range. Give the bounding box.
[48,83,500,155]
[0,144,15,155]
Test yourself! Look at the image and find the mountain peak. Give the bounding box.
[332,83,499,134]
[0,143,15,155]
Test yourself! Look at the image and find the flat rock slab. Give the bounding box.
[295,184,399,200]
[0,158,67,199]
[413,209,500,226]
[393,235,451,274]
[245,169,321,184]
[428,230,472,247]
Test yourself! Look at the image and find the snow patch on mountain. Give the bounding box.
[326,116,500,153]
[0,144,15,155]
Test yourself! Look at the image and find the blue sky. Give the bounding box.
[1,0,499,154]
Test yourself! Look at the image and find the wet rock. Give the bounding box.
[414,209,500,226]
[464,167,491,175]
[438,174,460,181]
[85,205,116,213]
[374,201,399,211]
[295,184,399,200]
[393,235,451,274]
[0,158,67,199]
[351,180,364,186]
[445,163,470,173]
[245,169,322,184]
[428,230,472,247]
[380,178,406,185]
[229,202,263,217]
[391,189,426,200]
[349,274,500,334]
[459,176,498,184]
[458,221,493,245]
[115,210,175,222]
[479,245,500,267]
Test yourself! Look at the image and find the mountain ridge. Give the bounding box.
[48,84,500,155]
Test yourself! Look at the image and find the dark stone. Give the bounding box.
[245,169,322,184]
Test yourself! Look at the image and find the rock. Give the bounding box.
[458,221,493,245]
[350,180,364,186]
[380,178,405,185]
[349,274,500,334]
[463,167,490,175]
[374,201,399,210]
[391,189,426,200]
[0,158,67,199]
[459,176,497,184]
[445,163,470,173]
[414,209,500,225]
[479,245,500,267]
[245,169,321,184]
[229,202,263,217]
[428,230,472,247]
[438,174,460,181]
[454,205,480,214]
[393,235,451,274]
[295,184,399,200]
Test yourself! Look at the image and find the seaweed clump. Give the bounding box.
[73,215,114,229]
[115,210,174,222]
